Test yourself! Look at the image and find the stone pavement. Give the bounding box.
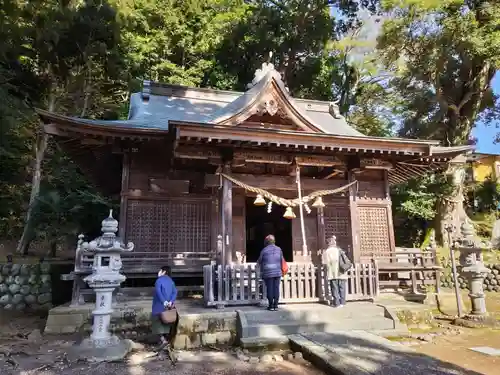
[289,331,484,375]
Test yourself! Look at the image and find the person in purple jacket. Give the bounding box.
[257,234,284,311]
[151,266,177,350]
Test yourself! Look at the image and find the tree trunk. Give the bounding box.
[50,239,57,258]
[435,162,470,246]
[16,95,55,254]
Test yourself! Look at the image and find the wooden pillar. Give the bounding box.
[348,171,360,262]
[210,189,220,260]
[221,163,233,266]
[317,207,326,251]
[384,170,396,252]
[118,151,130,240]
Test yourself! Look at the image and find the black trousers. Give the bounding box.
[264,276,281,308]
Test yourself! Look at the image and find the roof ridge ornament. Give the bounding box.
[141,80,151,102]
[329,102,342,119]
[247,52,283,88]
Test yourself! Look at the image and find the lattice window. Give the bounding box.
[324,205,352,255]
[358,206,390,257]
[126,199,211,254]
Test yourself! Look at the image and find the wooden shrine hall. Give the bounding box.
[37,62,471,306]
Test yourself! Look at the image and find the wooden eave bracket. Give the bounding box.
[172,122,436,156]
[35,107,167,140]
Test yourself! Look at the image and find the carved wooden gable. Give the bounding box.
[211,63,326,134]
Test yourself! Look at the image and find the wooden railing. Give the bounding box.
[64,250,213,306]
[361,248,441,294]
[203,261,379,308]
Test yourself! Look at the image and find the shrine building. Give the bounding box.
[37,62,471,303]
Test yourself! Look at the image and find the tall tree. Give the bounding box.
[207,0,335,95]
[378,0,500,145]
[15,0,123,254]
[377,0,500,243]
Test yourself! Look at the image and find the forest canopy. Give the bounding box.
[0,0,498,255]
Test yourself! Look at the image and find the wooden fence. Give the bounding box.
[203,261,379,308]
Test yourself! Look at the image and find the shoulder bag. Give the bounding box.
[281,257,289,276]
[338,250,352,273]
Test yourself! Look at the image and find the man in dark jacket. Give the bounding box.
[257,234,284,311]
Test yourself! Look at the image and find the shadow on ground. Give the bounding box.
[292,330,486,375]
[0,304,492,375]
[243,305,487,375]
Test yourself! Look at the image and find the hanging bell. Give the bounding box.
[312,196,326,208]
[283,206,296,219]
[253,194,266,206]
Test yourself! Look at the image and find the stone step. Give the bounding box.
[243,303,387,325]
[243,316,395,338]
[237,303,397,349]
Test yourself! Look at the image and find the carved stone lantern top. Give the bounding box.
[81,210,134,254]
[457,220,491,250]
[454,219,491,276]
[79,210,135,287]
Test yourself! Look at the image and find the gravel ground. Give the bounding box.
[0,346,324,375]
[0,311,323,375]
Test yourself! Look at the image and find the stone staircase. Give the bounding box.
[237,302,400,348]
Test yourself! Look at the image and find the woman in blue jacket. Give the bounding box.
[257,234,284,311]
[152,265,177,349]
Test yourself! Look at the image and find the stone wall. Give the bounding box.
[0,263,52,310]
[174,311,237,349]
[440,263,500,292]
[44,300,237,350]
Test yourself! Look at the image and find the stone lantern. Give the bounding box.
[71,210,135,362]
[454,220,497,327]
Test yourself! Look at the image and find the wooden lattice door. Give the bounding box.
[358,205,391,258]
[126,198,211,255]
[323,203,352,257]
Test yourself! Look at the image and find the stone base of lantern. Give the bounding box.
[68,335,132,363]
[453,314,500,329]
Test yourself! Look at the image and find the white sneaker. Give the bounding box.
[337,304,344,308]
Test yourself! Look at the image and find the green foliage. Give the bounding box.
[470,211,497,240]
[205,0,335,94]
[472,177,500,214]
[0,0,123,254]
[378,0,500,146]
[117,0,249,87]
[392,174,453,221]
[391,174,454,246]
[1,0,498,252]
[347,82,396,136]
[0,80,37,239]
